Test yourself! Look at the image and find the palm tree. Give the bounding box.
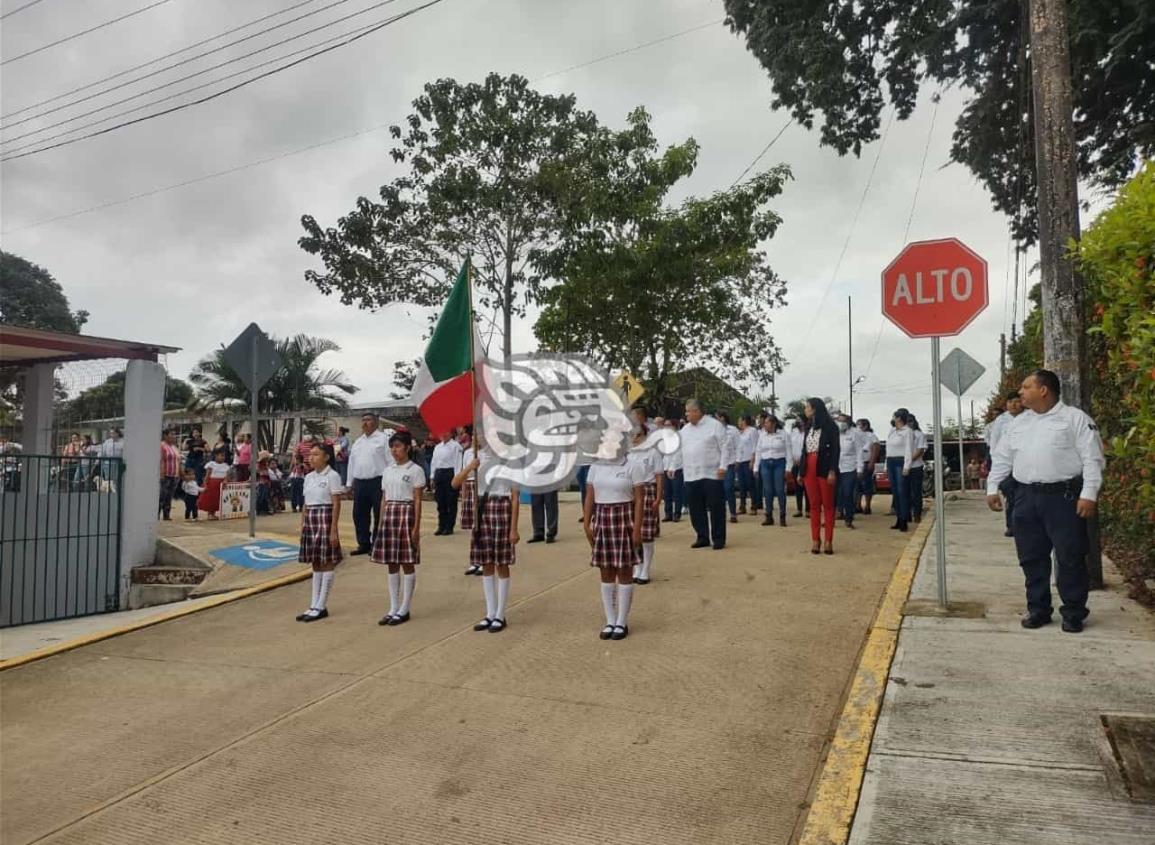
[189,333,357,426]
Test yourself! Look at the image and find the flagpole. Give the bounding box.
[465,257,478,469]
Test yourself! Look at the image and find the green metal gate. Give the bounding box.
[0,454,124,627]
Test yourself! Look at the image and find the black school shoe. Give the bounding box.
[1020,613,1053,629]
[1061,617,1085,633]
[299,609,329,622]
[488,618,507,633]
[386,612,410,626]
[527,536,545,544]
[473,618,493,631]
[610,625,629,641]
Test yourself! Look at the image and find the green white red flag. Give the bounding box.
[410,261,482,436]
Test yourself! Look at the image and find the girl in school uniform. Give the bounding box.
[584,454,647,641]
[295,442,345,622]
[458,428,479,572]
[626,429,663,585]
[371,431,425,626]
[453,434,520,633]
[197,448,231,519]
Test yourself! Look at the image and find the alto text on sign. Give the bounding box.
[881,238,989,338]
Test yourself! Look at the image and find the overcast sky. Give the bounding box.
[3,0,1092,430]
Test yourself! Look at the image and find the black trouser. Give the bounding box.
[999,476,1018,533]
[793,466,809,514]
[686,478,726,547]
[433,468,458,532]
[351,476,382,551]
[183,492,198,519]
[158,476,179,518]
[531,490,559,539]
[1013,482,1090,623]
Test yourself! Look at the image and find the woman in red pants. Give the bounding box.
[801,397,841,555]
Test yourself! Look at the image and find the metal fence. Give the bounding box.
[0,454,124,627]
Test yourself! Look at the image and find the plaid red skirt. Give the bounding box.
[641,481,659,542]
[460,477,477,530]
[591,501,641,569]
[469,494,516,568]
[299,505,342,571]
[370,500,419,566]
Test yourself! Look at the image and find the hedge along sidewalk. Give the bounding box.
[797,515,934,845]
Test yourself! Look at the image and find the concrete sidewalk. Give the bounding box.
[849,495,1155,844]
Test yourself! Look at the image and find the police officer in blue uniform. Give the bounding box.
[986,369,1104,632]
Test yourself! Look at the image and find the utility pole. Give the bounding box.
[847,295,854,418]
[999,332,1007,382]
[1028,0,1102,588]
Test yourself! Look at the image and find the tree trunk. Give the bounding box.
[1028,0,1102,588]
[503,225,515,361]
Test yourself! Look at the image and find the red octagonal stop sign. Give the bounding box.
[881,238,988,338]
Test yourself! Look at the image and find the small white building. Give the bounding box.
[0,326,177,627]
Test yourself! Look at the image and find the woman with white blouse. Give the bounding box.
[755,415,793,526]
[885,409,915,532]
[907,416,928,524]
[296,443,345,622]
[371,432,426,626]
[584,454,647,640]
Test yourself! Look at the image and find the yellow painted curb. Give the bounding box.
[797,516,934,845]
[0,533,310,673]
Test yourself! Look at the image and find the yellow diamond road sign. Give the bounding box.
[614,371,646,405]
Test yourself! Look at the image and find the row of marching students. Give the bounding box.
[292,425,665,640]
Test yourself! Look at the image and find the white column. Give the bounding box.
[21,363,56,455]
[120,359,165,607]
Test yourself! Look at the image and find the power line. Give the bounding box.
[1,0,334,123]
[2,0,180,66]
[2,15,717,232]
[1,14,389,152]
[532,18,721,83]
[1,0,442,162]
[797,109,894,349]
[731,118,793,186]
[0,0,50,22]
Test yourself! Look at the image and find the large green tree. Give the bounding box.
[535,110,789,406]
[722,0,1155,245]
[62,370,193,422]
[0,251,88,333]
[299,73,602,358]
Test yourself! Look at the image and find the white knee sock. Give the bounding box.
[600,582,616,625]
[399,572,416,615]
[641,542,655,579]
[387,571,401,615]
[495,576,510,620]
[615,583,634,627]
[481,575,497,619]
[310,572,322,609]
[316,572,334,610]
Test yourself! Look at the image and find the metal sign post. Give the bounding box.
[250,332,259,540]
[956,356,965,488]
[930,338,948,607]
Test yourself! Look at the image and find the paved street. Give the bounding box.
[2,499,909,845]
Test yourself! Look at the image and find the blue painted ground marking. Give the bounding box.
[209,540,300,570]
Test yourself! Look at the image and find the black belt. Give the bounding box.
[1023,477,1082,495]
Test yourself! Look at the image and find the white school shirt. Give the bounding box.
[381,461,426,501]
[626,447,662,482]
[680,416,728,482]
[789,429,805,465]
[885,427,914,471]
[858,430,879,465]
[985,410,1018,455]
[986,401,1104,501]
[736,426,758,463]
[838,428,865,473]
[476,448,514,497]
[347,429,392,480]
[303,467,344,506]
[909,429,928,469]
[754,430,792,470]
[721,424,741,466]
[203,461,231,479]
[587,459,648,504]
[430,439,464,472]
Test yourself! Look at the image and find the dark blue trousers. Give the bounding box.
[886,458,910,522]
[999,476,1018,534]
[686,478,726,547]
[908,466,925,518]
[663,469,684,519]
[735,461,754,509]
[761,458,787,518]
[837,471,858,522]
[1013,484,1090,622]
[352,476,382,550]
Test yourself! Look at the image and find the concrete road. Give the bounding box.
[2,500,911,845]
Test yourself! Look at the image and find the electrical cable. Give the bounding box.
[3,0,179,66]
[0,0,444,162]
[731,118,793,187]
[2,13,713,232]
[532,18,721,83]
[1,0,340,124]
[1,0,49,21]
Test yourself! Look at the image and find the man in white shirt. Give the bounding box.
[984,391,1025,536]
[987,369,1104,633]
[835,414,865,527]
[681,399,728,549]
[661,419,685,522]
[430,429,465,535]
[855,419,880,514]
[789,419,808,517]
[736,415,759,515]
[346,412,393,554]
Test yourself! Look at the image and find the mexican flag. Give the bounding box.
[410,261,482,436]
